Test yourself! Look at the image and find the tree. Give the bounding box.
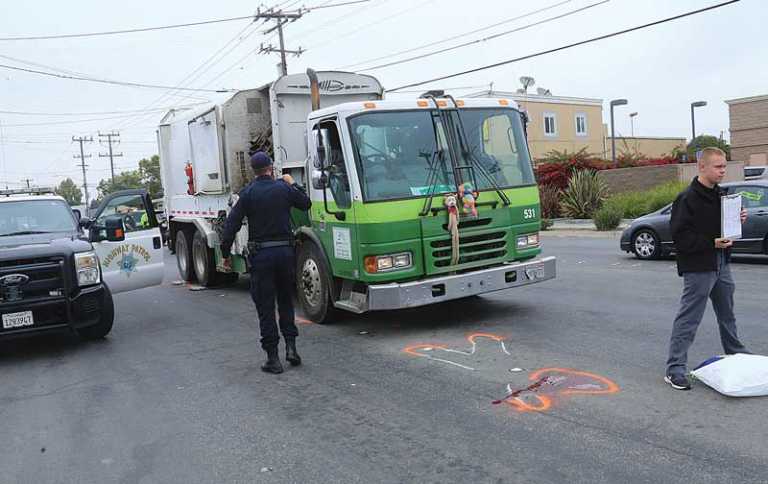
[139,155,162,200]
[95,154,162,202]
[686,135,731,161]
[55,178,83,205]
[96,170,143,201]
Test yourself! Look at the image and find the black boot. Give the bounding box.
[261,348,284,374]
[285,339,302,367]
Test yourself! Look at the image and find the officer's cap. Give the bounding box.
[250,151,273,170]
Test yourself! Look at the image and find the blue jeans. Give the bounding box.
[667,252,749,376]
[248,246,298,351]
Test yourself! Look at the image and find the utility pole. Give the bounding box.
[258,9,305,76]
[21,178,33,189]
[98,131,123,183]
[73,136,93,215]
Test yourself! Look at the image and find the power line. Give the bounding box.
[388,0,742,92]
[99,131,123,183]
[0,14,256,41]
[0,63,234,93]
[359,0,610,72]
[307,0,439,51]
[339,0,573,70]
[0,104,205,117]
[306,0,372,10]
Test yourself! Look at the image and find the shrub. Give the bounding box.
[540,218,553,231]
[539,185,562,219]
[604,181,687,219]
[535,149,612,190]
[593,205,624,231]
[559,170,609,219]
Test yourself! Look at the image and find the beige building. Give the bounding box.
[725,94,768,164]
[467,91,605,160]
[606,136,686,158]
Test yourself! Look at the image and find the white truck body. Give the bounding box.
[157,71,383,255]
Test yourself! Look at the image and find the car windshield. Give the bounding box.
[0,199,77,236]
[348,108,535,202]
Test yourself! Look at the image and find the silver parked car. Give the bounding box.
[621,181,768,259]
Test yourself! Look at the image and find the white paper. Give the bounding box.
[332,227,352,261]
[721,194,742,240]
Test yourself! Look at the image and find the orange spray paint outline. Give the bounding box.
[502,368,620,412]
[403,333,620,412]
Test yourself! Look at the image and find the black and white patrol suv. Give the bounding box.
[0,188,164,341]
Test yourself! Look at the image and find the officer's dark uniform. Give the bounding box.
[220,152,311,373]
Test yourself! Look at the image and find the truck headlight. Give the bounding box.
[75,251,101,286]
[516,233,540,250]
[364,252,412,273]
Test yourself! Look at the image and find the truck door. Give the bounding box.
[91,189,165,294]
[308,119,358,278]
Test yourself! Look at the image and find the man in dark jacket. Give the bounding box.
[220,152,312,374]
[666,147,749,390]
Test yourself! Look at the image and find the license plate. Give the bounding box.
[2,311,34,329]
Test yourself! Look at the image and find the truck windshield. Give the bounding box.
[349,110,455,201]
[0,200,77,236]
[349,108,535,202]
[453,108,536,191]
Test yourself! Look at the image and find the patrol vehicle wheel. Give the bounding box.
[175,229,195,282]
[297,242,337,324]
[192,230,217,287]
[77,285,114,340]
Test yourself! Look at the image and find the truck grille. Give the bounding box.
[0,257,66,304]
[430,231,508,269]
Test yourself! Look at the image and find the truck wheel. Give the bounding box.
[297,242,337,324]
[175,229,196,282]
[192,230,218,287]
[77,285,114,340]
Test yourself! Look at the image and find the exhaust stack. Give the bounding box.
[307,68,320,111]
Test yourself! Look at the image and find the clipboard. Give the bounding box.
[721,193,742,240]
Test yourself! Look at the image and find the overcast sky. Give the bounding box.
[0,0,765,200]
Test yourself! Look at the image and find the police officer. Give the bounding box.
[220,151,311,374]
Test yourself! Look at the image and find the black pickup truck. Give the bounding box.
[0,189,164,341]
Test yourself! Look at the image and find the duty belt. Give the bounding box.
[247,240,294,252]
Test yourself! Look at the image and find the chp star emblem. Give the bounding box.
[119,252,139,276]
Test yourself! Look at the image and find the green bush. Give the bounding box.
[559,170,609,219]
[593,205,624,231]
[604,181,687,219]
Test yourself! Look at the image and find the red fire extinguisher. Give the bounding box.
[184,162,195,195]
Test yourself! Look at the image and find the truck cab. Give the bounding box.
[0,188,164,341]
[294,95,555,322]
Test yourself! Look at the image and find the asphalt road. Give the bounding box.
[2,234,768,484]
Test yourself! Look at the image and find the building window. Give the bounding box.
[543,112,557,137]
[575,113,588,136]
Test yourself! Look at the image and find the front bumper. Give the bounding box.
[620,229,632,252]
[0,285,106,339]
[366,256,556,311]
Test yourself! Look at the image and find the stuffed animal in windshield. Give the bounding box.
[459,183,478,217]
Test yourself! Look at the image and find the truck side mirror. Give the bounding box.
[104,218,126,242]
[311,169,325,190]
[79,216,92,229]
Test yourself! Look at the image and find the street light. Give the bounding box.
[610,99,628,166]
[629,112,638,137]
[690,101,707,141]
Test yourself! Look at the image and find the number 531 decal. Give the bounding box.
[523,208,537,219]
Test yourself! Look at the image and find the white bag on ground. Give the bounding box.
[691,354,768,397]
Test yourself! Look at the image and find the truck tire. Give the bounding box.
[175,229,196,282]
[192,230,218,287]
[77,285,114,340]
[297,242,338,324]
